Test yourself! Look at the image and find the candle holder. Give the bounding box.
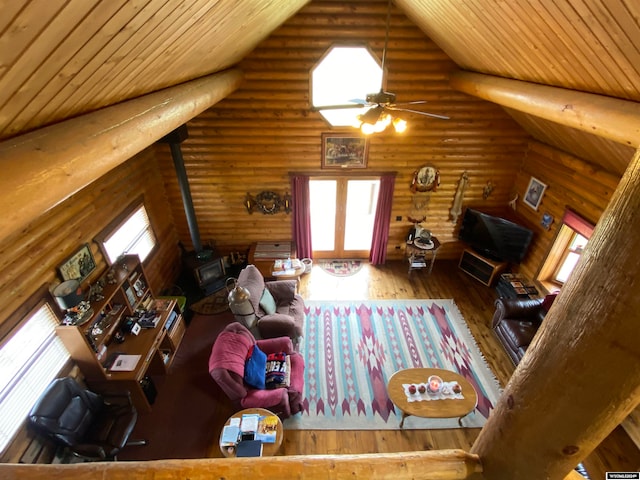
[427,375,443,394]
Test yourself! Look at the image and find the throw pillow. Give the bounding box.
[265,352,291,389]
[259,288,277,315]
[244,345,267,389]
[541,293,557,312]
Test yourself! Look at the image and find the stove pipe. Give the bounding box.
[159,125,202,253]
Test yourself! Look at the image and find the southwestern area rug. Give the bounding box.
[284,299,502,430]
[318,259,363,277]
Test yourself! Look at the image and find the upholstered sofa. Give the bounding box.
[492,294,557,365]
[208,322,304,418]
[235,264,305,346]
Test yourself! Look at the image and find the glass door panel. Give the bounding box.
[344,179,380,252]
[310,178,379,259]
[309,180,337,253]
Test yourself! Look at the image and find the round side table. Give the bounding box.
[219,407,283,457]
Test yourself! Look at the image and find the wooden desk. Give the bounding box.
[56,255,186,413]
[387,367,477,428]
[219,408,283,457]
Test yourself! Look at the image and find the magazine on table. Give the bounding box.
[255,415,278,443]
[240,413,260,433]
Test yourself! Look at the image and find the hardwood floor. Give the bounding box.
[274,259,639,478]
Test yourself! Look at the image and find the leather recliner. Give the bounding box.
[28,377,145,460]
[492,294,557,365]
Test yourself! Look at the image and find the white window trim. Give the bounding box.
[95,198,157,265]
[0,293,70,456]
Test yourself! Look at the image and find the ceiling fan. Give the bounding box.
[312,0,449,134]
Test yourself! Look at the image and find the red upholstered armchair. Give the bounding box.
[208,323,304,418]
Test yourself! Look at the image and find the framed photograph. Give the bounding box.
[58,243,96,283]
[321,133,369,169]
[524,176,547,210]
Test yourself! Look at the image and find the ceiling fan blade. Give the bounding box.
[311,103,366,111]
[387,107,450,120]
[391,100,429,106]
[348,98,367,104]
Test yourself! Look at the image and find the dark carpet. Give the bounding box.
[118,311,236,460]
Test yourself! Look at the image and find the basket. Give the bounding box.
[301,258,313,274]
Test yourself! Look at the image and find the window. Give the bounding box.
[553,232,588,284]
[537,210,594,290]
[97,201,157,264]
[0,301,69,454]
[311,46,383,127]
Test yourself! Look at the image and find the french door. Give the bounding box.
[309,177,380,259]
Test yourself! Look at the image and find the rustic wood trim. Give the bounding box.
[450,70,640,147]
[0,450,482,479]
[289,170,397,177]
[0,68,243,245]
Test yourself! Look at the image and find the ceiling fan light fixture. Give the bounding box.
[393,116,407,133]
[358,105,384,125]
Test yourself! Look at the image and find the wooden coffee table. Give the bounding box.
[387,367,478,428]
[219,408,283,457]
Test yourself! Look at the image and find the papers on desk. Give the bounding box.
[108,354,141,371]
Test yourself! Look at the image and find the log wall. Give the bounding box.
[514,141,621,281]
[156,1,529,260]
[0,147,180,334]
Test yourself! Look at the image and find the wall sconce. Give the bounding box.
[244,192,256,214]
[283,192,292,214]
[244,191,292,215]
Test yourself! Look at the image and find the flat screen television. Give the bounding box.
[458,208,533,263]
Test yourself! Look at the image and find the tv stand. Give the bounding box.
[459,249,507,286]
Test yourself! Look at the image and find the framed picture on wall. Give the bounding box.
[523,176,547,210]
[321,133,369,169]
[57,243,97,283]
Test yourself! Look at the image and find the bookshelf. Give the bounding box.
[56,255,185,412]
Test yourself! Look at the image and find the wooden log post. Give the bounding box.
[0,450,482,479]
[471,148,640,478]
[449,71,640,148]
[0,68,243,244]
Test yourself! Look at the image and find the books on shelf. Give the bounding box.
[255,415,278,443]
[165,311,178,331]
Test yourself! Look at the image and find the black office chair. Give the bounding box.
[28,377,146,460]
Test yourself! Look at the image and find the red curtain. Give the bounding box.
[369,174,396,265]
[291,175,312,259]
[562,209,595,239]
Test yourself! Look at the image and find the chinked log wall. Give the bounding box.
[516,140,621,280]
[156,1,529,259]
[0,149,180,463]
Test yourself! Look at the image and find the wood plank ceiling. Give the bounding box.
[0,0,638,175]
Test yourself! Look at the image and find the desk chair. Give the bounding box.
[29,377,146,460]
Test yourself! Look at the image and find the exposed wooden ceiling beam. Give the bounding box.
[0,68,243,244]
[450,71,640,148]
[0,449,482,479]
